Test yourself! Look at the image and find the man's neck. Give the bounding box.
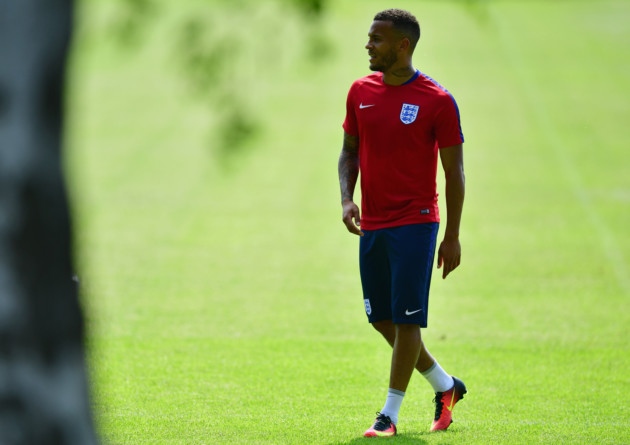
[382,65,416,86]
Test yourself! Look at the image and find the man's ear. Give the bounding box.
[399,37,411,53]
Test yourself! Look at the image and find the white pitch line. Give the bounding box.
[490,7,630,295]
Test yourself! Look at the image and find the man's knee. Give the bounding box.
[395,323,421,333]
[371,319,394,334]
[395,323,422,343]
[371,320,396,345]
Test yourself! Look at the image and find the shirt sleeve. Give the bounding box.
[342,82,359,136]
[435,93,464,148]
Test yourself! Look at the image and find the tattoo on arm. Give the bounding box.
[338,133,359,203]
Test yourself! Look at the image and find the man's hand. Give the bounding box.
[437,237,461,279]
[342,200,364,236]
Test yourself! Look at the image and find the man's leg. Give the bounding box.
[372,320,436,374]
[373,321,453,390]
[364,322,423,437]
[371,320,466,432]
[389,324,422,391]
[367,321,424,432]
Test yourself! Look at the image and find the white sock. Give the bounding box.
[380,388,405,425]
[421,362,454,393]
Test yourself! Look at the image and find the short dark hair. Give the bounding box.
[374,9,420,52]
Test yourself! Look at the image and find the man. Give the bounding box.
[337,9,467,437]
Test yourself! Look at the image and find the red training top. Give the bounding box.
[342,71,464,230]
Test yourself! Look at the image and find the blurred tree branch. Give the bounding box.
[108,0,331,171]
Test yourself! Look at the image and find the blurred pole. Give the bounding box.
[0,0,99,443]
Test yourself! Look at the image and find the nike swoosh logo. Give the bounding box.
[359,103,375,109]
[446,390,457,411]
[405,309,422,316]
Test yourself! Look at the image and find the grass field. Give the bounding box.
[66,0,629,443]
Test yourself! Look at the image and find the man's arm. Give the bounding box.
[437,144,465,278]
[338,132,363,236]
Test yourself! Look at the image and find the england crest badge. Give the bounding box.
[400,103,419,124]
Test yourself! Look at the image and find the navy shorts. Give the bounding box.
[359,223,439,327]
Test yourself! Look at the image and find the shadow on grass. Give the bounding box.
[328,432,432,445]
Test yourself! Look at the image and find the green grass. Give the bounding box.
[66,0,630,443]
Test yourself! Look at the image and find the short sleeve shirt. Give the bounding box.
[342,71,464,230]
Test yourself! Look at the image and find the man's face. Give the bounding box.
[365,20,400,73]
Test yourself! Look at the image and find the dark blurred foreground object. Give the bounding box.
[0,0,99,443]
